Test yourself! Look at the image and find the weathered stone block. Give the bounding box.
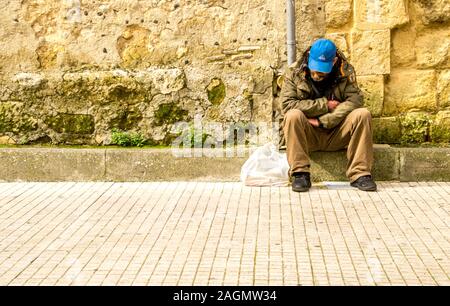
[0,1,40,73]
[105,149,247,182]
[400,148,450,181]
[438,70,450,108]
[309,151,350,181]
[399,112,433,144]
[295,0,327,52]
[0,102,37,133]
[391,26,417,67]
[0,148,106,182]
[109,109,143,131]
[148,68,186,95]
[57,70,153,109]
[354,0,409,30]
[251,91,273,123]
[325,33,349,57]
[310,145,400,181]
[117,25,153,68]
[431,111,450,143]
[373,117,402,144]
[153,102,189,127]
[358,75,384,117]
[0,136,16,145]
[384,70,437,115]
[372,146,400,181]
[415,29,450,69]
[350,30,390,75]
[12,73,44,88]
[325,0,352,28]
[45,114,95,134]
[412,0,450,25]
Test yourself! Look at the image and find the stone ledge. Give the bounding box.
[0,145,449,182]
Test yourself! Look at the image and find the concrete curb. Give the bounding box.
[0,145,449,182]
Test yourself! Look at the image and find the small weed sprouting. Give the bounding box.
[111,128,146,147]
[400,113,433,145]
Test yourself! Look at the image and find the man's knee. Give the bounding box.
[350,108,372,121]
[284,109,307,123]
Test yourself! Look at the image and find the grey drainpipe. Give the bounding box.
[286,0,296,65]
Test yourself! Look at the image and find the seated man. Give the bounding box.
[279,38,377,192]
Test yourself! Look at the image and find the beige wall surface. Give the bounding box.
[0,0,449,145]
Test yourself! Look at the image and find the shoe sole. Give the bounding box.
[292,187,310,192]
[292,185,311,193]
[350,184,377,192]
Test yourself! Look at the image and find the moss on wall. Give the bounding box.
[431,111,450,142]
[206,78,226,105]
[109,110,143,131]
[153,102,189,126]
[45,114,95,134]
[373,117,402,144]
[0,102,37,133]
[400,113,433,144]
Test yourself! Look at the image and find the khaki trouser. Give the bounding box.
[282,108,374,183]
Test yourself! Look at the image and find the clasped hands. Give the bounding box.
[307,99,340,127]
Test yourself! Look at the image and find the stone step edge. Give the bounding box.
[0,145,449,182]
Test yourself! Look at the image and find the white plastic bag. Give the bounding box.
[240,143,290,187]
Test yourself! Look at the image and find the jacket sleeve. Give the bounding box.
[318,77,364,129]
[279,69,329,118]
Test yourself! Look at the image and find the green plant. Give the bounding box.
[400,113,433,145]
[111,128,146,147]
[19,137,28,145]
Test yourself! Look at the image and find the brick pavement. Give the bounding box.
[0,182,448,286]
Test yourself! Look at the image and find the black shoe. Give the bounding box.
[350,175,377,191]
[292,172,311,192]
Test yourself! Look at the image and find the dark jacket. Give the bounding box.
[277,47,364,150]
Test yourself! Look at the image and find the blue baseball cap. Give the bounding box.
[308,39,337,73]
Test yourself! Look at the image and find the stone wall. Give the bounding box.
[0,0,449,145]
[325,0,450,144]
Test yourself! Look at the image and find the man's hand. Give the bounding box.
[308,118,320,127]
[327,100,340,111]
